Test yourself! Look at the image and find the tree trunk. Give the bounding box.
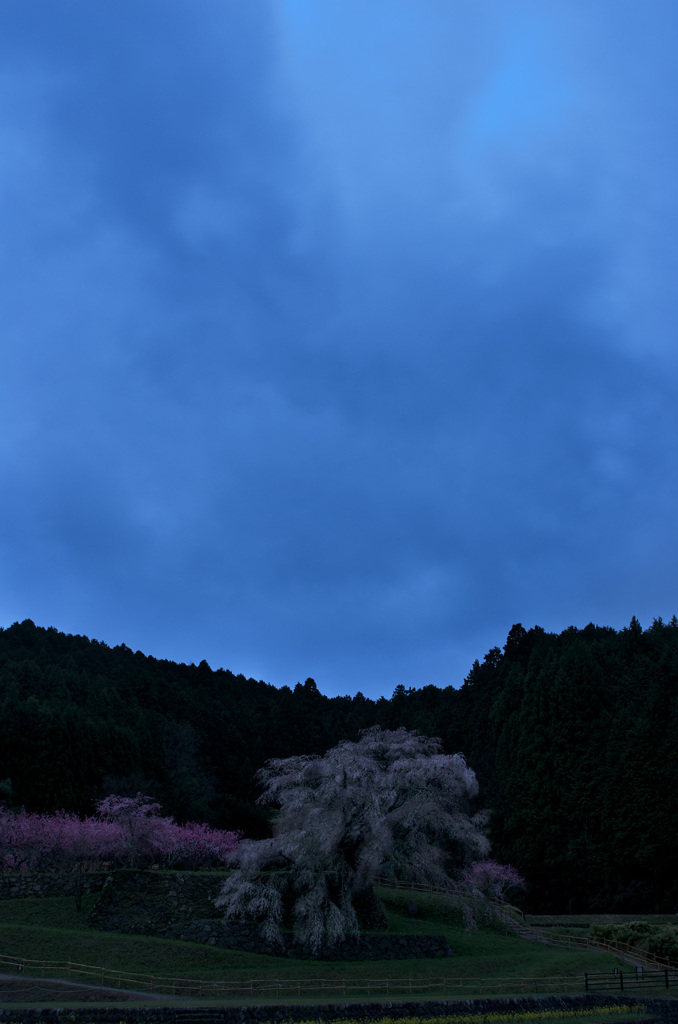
[352,885,389,931]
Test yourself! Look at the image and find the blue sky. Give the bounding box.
[1,1,677,699]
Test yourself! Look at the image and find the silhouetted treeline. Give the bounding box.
[1,616,677,913]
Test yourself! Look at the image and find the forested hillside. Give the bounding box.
[1,617,676,913]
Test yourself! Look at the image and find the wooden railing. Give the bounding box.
[373,877,678,974]
[373,876,525,923]
[512,928,678,972]
[4,879,675,1002]
[0,954,590,999]
[585,967,678,992]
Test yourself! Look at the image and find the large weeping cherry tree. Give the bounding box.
[215,726,490,953]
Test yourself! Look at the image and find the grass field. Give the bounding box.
[0,886,672,1009]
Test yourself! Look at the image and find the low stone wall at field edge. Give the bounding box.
[0,995,676,1024]
[0,872,108,900]
[85,869,453,960]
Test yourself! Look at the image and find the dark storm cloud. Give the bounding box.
[1,1,677,697]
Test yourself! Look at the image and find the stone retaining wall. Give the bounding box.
[0,873,108,900]
[86,870,452,960]
[96,914,452,960]
[0,994,676,1023]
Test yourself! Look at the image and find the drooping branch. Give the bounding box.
[217,726,490,952]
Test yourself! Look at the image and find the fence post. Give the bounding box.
[619,972,623,991]
[665,969,669,990]
[585,973,588,993]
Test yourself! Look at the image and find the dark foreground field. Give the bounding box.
[1,886,668,1010]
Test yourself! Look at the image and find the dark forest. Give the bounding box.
[1,616,676,913]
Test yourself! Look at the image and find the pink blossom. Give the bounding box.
[459,859,525,900]
[0,796,239,874]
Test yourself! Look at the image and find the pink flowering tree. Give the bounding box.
[0,797,240,901]
[95,793,173,868]
[0,807,122,908]
[0,808,78,873]
[50,811,122,909]
[0,808,45,872]
[95,795,240,868]
[459,860,526,901]
[169,820,240,868]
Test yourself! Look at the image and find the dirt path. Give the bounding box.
[0,971,174,1003]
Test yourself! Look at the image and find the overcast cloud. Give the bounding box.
[1,0,677,698]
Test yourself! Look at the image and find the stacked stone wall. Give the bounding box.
[0,995,676,1024]
[0,873,108,900]
[86,870,452,960]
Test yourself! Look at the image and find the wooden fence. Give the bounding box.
[514,929,678,973]
[585,968,678,992]
[374,877,525,923]
[374,877,678,975]
[4,954,677,1001]
[3,879,676,1002]
[0,953,592,1000]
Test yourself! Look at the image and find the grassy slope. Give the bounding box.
[0,891,632,987]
